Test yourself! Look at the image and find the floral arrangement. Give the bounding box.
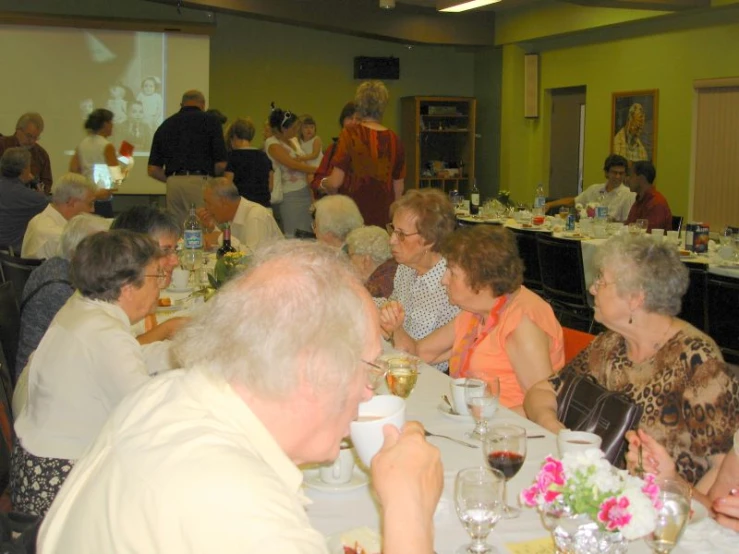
[520,449,661,541]
[497,189,513,206]
[208,251,250,289]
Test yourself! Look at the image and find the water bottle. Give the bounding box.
[534,183,546,211]
[182,203,203,274]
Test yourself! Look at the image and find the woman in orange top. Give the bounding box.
[380,225,564,414]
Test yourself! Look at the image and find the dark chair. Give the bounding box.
[510,228,546,295]
[0,341,13,496]
[0,253,43,307]
[293,229,317,240]
[677,262,707,332]
[706,273,739,364]
[672,215,683,235]
[0,281,19,400]
[536,234,594,332]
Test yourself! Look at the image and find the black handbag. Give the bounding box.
[556,368,643,468]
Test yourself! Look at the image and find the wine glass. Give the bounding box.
[464,378,500,440]
[454,466,505,554]
[636,219,649,235]
[644,478,692,554]
[384,356,419,398]
[558,206,570,220]
[482,423,527,519]
[720,226,733,246]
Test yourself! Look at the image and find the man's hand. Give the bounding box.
[196,207,217,231]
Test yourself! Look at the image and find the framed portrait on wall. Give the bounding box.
[611,90,658,164]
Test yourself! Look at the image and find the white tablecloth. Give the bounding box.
[304,366,735,553]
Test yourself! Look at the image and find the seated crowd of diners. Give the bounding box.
[0,88,737,550]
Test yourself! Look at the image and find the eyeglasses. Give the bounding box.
[386,223,420,242]
[363,358,389,390]
[21,129,40,142]
[144,270,169,289]
[591,272,618,292]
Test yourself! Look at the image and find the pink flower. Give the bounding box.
[536,456,565,499]
[520,484,540,507]
[641,474,663,510]
[598,496,633,531]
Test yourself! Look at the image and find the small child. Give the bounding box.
[136,76,163,129]
[106,83,128,124]
[297,114,323,168]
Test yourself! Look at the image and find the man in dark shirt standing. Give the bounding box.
[625,160,673,232]
[0,112,53,194]
[0,147,48,252]
[148,90,228,227]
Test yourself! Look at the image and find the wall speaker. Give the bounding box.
[524,53,539,119]
[354,56,400,80]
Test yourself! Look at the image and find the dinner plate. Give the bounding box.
[326,527,381,554]
[437,403,473,422]
[690,499,708,525]
[303,467,369,493]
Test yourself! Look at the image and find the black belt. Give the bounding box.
[167,170,210,177]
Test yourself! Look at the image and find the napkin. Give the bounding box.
[505,536,555,553]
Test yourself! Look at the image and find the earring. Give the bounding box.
[628,312,633,324]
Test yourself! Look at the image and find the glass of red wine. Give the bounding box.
[482,423,527,519]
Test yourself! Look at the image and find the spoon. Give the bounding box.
[442,394,459,415]
[424,430,478,448]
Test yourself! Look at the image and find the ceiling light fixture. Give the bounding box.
[380,0,396,9]
[437,0,502,12]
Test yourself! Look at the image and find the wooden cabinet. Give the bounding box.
[400,96,476,195]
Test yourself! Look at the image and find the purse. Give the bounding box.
[556,367,644,468]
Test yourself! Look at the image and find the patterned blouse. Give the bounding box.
[553,326,739,484]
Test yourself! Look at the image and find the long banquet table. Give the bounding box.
[304,362,738,553]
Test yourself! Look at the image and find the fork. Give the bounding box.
[424,430,479,448]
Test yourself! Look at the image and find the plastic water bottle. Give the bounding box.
[182,203,203,275]
[534,183,546,211]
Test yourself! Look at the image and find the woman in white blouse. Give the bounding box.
[377,189,459,372]
[11,230,167,516]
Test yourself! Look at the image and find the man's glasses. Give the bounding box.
[386,223,420,242]
[363,358,389,390]
[144,270,169,289]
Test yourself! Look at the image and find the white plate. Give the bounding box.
[437,403,473,422]
[156,303,184,313]
[690,499,708,525]
[326,527,381,554]
[303,467,369,493]
[166,285,194,293]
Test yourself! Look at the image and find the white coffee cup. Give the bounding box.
[350,395,406,467]
[557,430,602,456]
[651,228,665,239]
[450,378,471,416]
[319,441,355,485]
[666,230,680,247]
[171,267,190,289]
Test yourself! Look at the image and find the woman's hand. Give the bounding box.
[624,429,677,479]
[379,301,405,337]
[713,493,739,532]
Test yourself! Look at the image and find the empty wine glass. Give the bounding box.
[454,466,505,554]
[644,478,692,554]
[721,226,733,246]
[482,424,527,519]
[636,219,649,234]
[464,378,500,440]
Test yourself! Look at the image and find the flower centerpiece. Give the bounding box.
[497,189,513,207]
[208,250,250,289]
[521,449,661,554]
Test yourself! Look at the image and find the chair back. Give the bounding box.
[672,215,684,235]
[535,234,594,331]
[293,228,317,240]
[511,228,545,294]
[562,327,596,364]
[677,262,707,332]
[0,252,43,307]
[0,281,21,389]
[706,274,739,364]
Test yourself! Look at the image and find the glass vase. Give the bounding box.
[551,513,628,554]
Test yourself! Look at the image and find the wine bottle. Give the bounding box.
[469,179,480,216]
[217,223,236,259]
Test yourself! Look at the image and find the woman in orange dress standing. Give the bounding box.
[319,81,405,227]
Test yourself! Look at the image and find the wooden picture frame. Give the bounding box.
[611,90,658,164]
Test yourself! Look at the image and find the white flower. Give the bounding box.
[619,488,657,540]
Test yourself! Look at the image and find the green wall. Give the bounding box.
[500,19,739,218]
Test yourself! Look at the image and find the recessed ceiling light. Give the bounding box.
[437,0,502,13]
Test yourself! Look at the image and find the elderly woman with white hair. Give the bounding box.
[15,213,111,380]
[21,172,98,259]
[312,195,364,247]
[345,225,397,298]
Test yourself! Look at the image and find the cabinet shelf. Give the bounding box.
[420,129,469,134]
[420,177,467,181]
[422,114,468,118]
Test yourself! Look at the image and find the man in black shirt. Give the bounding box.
[148,90,228,227]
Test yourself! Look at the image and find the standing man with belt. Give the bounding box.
[147,90,228,227]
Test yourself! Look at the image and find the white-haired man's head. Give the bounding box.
[345,225,393,283]
[203,177,240,224]
[51,173,98,220]
[313,195,364,247]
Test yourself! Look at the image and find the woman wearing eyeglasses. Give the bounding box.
[11,230,170,516]
[380,224,563,411]
[376,189,459,372]
[319,81,405,227]
[524,234,739,487]
[264,105,316,237]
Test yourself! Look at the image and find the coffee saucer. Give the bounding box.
[437,403,473,422]
[303,467,369,493]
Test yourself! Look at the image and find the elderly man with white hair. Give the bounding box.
[345,225,397,298]
[312,194,364,247]
[38,241,443,553]
[200,177,283,253]
[21,173,97,259]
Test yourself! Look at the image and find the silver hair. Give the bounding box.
[205,177,240,201]
[16,112,44,132]
[51,173,98,204]
[355,80,389,121]
[174,240,371,401]
[0,147,30,178]
[313,195,364,242]
[594,234,689,316]
[58,213,112,259]
[345,225,392,265]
